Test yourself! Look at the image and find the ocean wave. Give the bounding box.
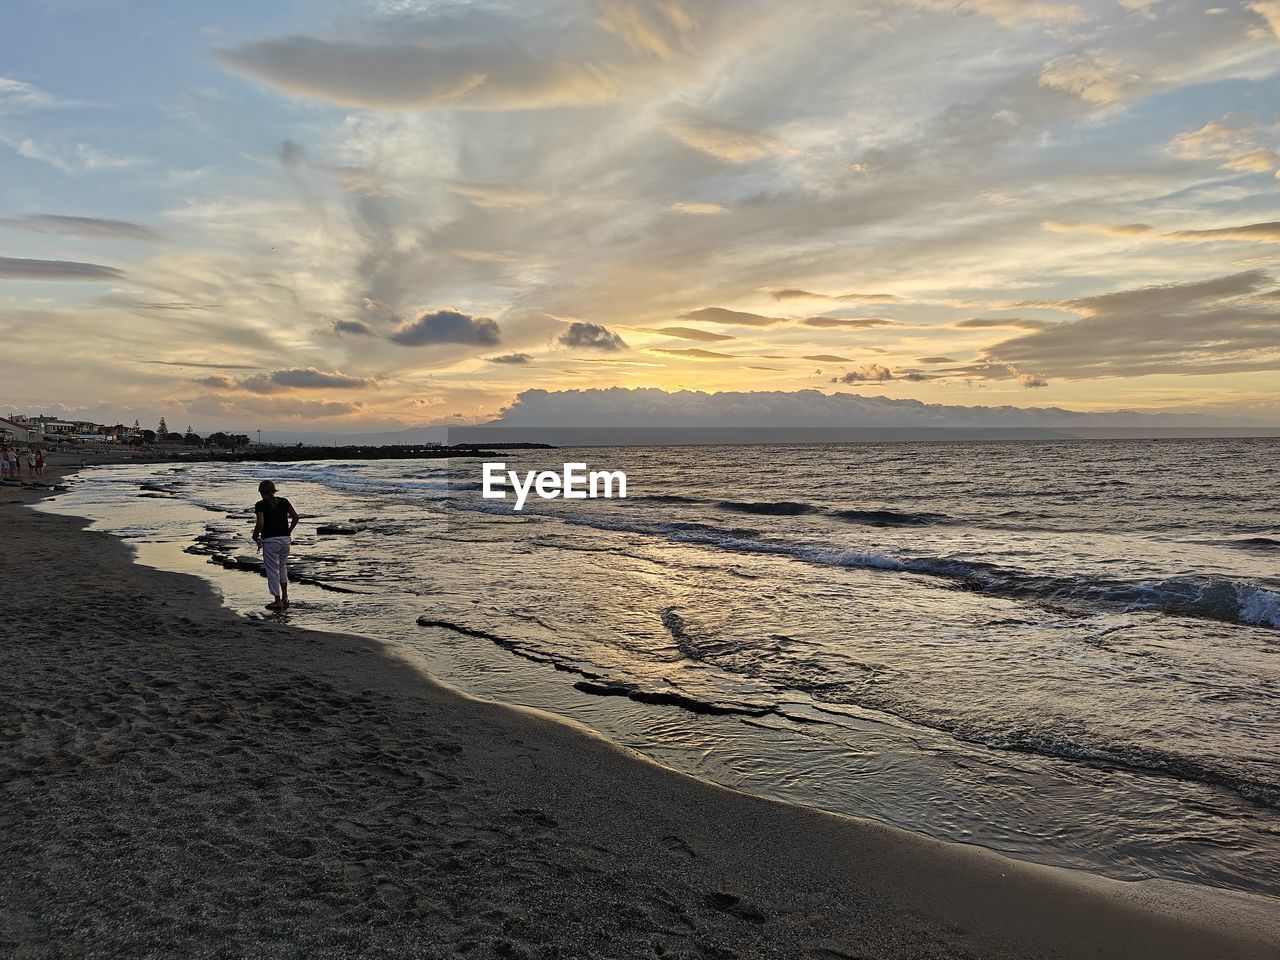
[448,499,1280,630]
[1065,577,1280,630]
[716,500,820,516]
[1223,537,1280,551]
[831,508,950,526]
[969,725,1280,810]
[419,609,1280,808]
[830,691,1280,810]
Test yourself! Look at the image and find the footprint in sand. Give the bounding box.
[703,891,766,925]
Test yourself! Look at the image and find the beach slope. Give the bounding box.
[2,488,1277,959]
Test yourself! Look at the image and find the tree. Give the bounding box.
[157,417,168,436]
[183,426,202,447]
[140,429,156,444]
[133,419,140,432]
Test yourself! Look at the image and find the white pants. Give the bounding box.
[262,537,291,596]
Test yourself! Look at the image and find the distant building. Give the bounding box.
[31,419,77,438]
[0,417,39,444]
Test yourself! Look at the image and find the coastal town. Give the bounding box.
[0,413,250,450]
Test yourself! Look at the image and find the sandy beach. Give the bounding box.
[2,473,1278,959]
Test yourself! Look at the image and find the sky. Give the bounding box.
[2,0,1280,433]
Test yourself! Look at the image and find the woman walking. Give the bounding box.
[252,480,299,611]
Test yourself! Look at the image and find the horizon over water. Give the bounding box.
[43,437,1280,900]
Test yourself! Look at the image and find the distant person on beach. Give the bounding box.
[252,480,299,611]
[35,450,44,477]
[8,448,18,479]
[27,451,36,477]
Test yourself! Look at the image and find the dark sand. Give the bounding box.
[3,475,1278,959]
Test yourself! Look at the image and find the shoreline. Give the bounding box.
[3,476,1279,958]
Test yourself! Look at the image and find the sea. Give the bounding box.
[40,438,1280,899]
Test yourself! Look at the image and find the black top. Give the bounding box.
[255,497,293,538]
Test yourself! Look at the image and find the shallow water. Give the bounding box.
[42,438,1280,898]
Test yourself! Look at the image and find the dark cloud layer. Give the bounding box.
[390,309,501,346]
[495,387,1227,429]
[0,256,124,281]
[832,363,894,384]
[0,214,161,241]
[331,318,376,336]
[143,360,259,370]
[197,367,376,393]
[801,316,897,329]
[1170,221,1280,244]
[985,271,1280,378]
[644,326,736,342]
[558,321,628,351]
[215,36,619,111]
[954,317,1052,330]
[651,347,734,359]
[679,307,783,326]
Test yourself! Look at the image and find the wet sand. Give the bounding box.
[2,475,1278,959]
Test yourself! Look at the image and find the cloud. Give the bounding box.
[595,0,701,60]
[763,288,822,300]
[953,317,1052,330]
[983,270,1280,378]
[762,288,902,304]
[193,374,239,390]
[215,36,624,111]
[643,326,735,342]
[1042,221,1153,237]
[187,394,367,420]
[801,316,897,328]
[390,309,501,346]
[199,368,377,393]
[141,360,259,370]
[650,347,734,359]
[1016,372,1049,388]
[3,136,143,175]
[0,76,66,112]
[330,318,376,336]
[1037,53,1134,106]
[832,292,902,303]
[804,354,853,362]
[492,387,1217,430]
[679,307,784,326]
[125,301,218,312]
[448,182,548,209]
[0,256,124,281]
[486,352,534,364]
[663,116,784,164]
[259,368,376,390]
[1248,1,1280,39]
[917,356,959,363]
[1119,0,1164,19]
[896,0,1086,26]
[1222,149,1280,173]
[833,363,894,384]
[1171,120,1279,175]
[558,321,629,350]
[1168,221,1280,243]
[0,214,161,241]
[671,200,728,215]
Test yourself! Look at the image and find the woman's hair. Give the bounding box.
[258,480,276,498]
